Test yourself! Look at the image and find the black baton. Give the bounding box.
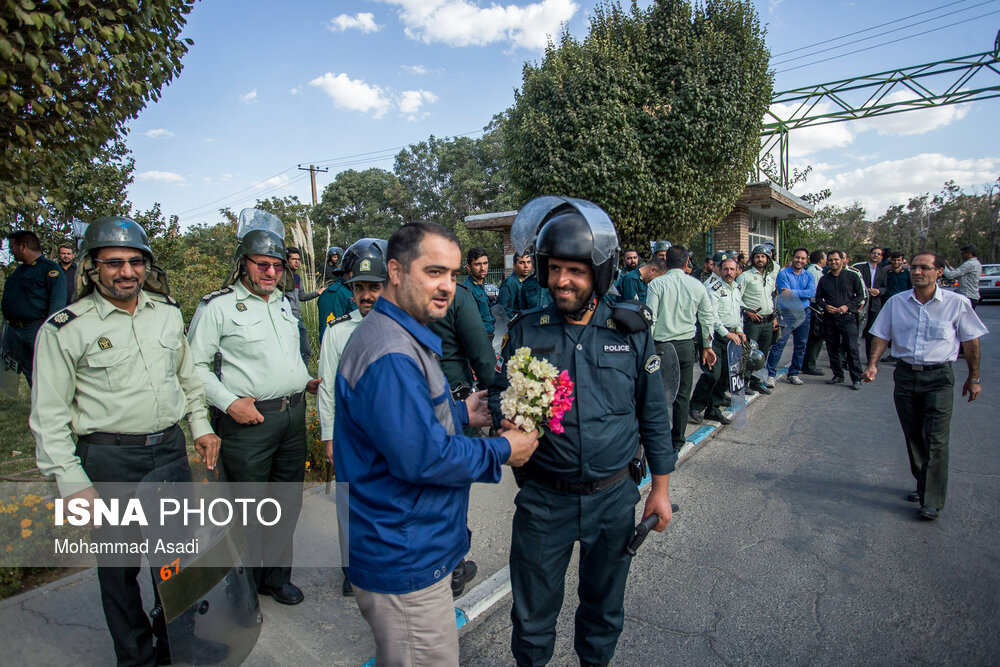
[626,514,660,557]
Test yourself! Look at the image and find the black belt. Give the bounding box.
[254,391,304,412]
[9,318,44,329]
[80,424,180,447]
[743,311,775,322]
[896,360,950,372]
[522,463,631,495]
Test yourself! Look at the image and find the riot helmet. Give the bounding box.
[341,238,388,278]
[651,240,672,257]
[77,216,170,298]
[222,208,293,291]
[534,199,619,299]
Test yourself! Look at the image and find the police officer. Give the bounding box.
[30,217,227,666]
[429,281,496,397]
[690,256,746,425]
[646,246,717,452]
[317,246,343,287]
[463,247,495,340]
[489,198,674,667]
[513,267,553,313]
[187,217,320,605]
[735,244,778,394]
[57,242,79,303]
[1,231,67,386]
[498,252,532,319]
[610,256,668,304]
[651,239,671,262]
[317,247,356,327]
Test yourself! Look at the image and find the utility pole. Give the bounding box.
[297,164,329,206]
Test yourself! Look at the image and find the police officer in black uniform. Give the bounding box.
[2,230,67,386]
[489,198,675,667]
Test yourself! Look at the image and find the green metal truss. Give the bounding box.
[759,32,1000,188]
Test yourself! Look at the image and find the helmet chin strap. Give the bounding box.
[87,264,148,300]
[568,294,598,322]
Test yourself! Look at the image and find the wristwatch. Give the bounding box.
[968,378,981,384]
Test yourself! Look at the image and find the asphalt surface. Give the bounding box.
[460,303,1000,666]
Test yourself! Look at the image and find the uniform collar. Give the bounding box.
[534,300,612,329]
[92,289,152,319]
[374,298,442,355]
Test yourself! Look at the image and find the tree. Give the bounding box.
[1,0,196,218]
[502,0,772,248]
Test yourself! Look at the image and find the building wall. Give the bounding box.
[714,204,750,255]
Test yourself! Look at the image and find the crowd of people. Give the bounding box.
[0,202,989,666]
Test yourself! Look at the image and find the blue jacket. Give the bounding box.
[775,267,816,310]
[333,298,511,594]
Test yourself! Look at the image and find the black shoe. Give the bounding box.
[719,396,732,407]
[688,410,704,425]
[160,637,231,665]
[744,386,757,397]
[918,506,939,520]
[342,577,354,597]
[452,559,478,598]
[258,582,304,605]
[851,381,862,390]
[906,491,920,503]
[707,409,731,425]
[801,368,824,376]
[750,382,771,395]
[825,376,844,385]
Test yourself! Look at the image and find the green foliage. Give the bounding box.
[503,0,772,248]
[0,0,195,219]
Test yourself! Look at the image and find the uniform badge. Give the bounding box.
[47,270,60,278]
[720,289,728,297]
[326,312,335,325]
[644,354,661,373]
[235,302,247,312]
[539,314,550,325]
[53,312,70,324]
[98,337,113,350]
[359,259,372,273]
[606,319,616,330]
[500,333,509,352]
[712,282,722,291]
[642,309,652,322]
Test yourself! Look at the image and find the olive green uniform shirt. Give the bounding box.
[317,309,362,441]
[30,290,212,495]
[646,269,715,347]
[704,274,745,336]
[735,266,776,316]
[186,280,311,411]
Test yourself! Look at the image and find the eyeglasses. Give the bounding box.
[911,264,938,272]
[94,257,147,269]
[245,257,285,273]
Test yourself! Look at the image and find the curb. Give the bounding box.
[359,365,791,666]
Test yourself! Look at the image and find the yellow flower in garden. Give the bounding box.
[20,518,31,529]
[305,461,311,469]
[23,494,42,507]
[46,502,54,510]
[21,529,32,538]
[5,545,11,553]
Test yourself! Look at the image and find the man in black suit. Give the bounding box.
[853,246,887,363]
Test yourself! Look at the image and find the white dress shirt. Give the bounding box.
[869,287,988,365]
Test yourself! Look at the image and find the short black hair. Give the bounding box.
[388,221,459,271]
[809,249,825,264]
[646,257,668,272]
[889,251,904,260]
[960,243,977,256]
[869,246,883,254]
[286,246,301,258]
[466,247,487,266]
[828,249,846,261]
[912,251,944,269]
[623,248,638,256]
[665,246,688,270]
[7,230,40,251]
[58,243,74,252]
[792,247,809,258]
[514,251,531,262]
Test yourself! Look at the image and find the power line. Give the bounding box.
[174,166,298,216]
[770,0,977,58]
[775,9,1000,74]
[771,0,997,67]
[176,172,311,223]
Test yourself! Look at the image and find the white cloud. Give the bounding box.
[378,0,579,50]
[854,93,972,136]
[401,64,429,75]
[221,173,233,181]
[290,86,302,95]
[240,89,258,104]
[201,137,215,143]
[399,89,439,120]
[255,175,295,190]
[330,12,380,33]
[803,153,1000,214]
[309,72,392,118]
[137,171,185,183]
[143,128,174,139]
[768,0,784,14]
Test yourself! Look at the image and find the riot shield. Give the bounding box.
[0,319,20,396]
[658,342,680,406]
[775,292,806,337]
[137,458,261,666]
[236,208,285,241]
[727,340,748,430]
[491,303,511,358]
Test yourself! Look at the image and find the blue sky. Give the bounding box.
[125,0,1000,228]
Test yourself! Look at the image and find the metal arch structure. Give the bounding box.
[759,32,1000,188]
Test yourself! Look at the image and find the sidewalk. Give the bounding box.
[0,364,789,667]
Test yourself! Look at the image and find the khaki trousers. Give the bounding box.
[354,576,458,666]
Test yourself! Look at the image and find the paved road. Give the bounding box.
[460,303,1000,665]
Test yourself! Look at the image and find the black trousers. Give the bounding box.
[690,336,729,413]
[76,427,187,667]
[802,312,825,371]
[656,339,695,451]
[509,478,640,666]
[893,364,954,508]
[823,315,862,382]
[217,400,306,589]
[743,316,774,385]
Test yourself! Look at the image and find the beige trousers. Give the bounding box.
[354,576,458,666]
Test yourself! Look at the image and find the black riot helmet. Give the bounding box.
[651,240,672,256]
[341,238,388,278]
[238,229,286,261]
[534,199,620,298]
[82,216,153,259]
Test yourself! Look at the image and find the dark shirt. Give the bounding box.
[2,257,67,325]
[317,277,356,326]
[816,270,865,315]
[428,284,496,390]
[463,275,495,336]
[488,300,675,482]
[497,273,525,319]
[615,268,647,303]
[60,262,78,303]
[884,269,912,299]
[513,274,552,312]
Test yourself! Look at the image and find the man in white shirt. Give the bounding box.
[862,251,988,521]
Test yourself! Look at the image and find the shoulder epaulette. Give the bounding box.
[149,293,182,308]
[456,282,470,293]
[517,305,547,325]
[47,309,78,329]
[611,300,653,333]
[327,313,352,327]
[200,287,234,303]
[711,281,722,291]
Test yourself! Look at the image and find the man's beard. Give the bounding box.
[246,274,276,295]
[103,277,143,300]
[552,285,592,316]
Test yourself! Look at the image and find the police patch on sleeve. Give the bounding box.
[47,269,60,278]
[644,354,661,373]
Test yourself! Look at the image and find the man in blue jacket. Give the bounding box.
[765,247,816,386]
[333,221,539,665]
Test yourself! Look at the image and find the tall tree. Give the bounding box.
[502,0,772,247]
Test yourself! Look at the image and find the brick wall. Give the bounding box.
[714,204,750,255]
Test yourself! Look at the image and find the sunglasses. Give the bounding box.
[245,257,285,273]
[93,257,147,269]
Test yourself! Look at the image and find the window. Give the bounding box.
[748,214,775,249]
